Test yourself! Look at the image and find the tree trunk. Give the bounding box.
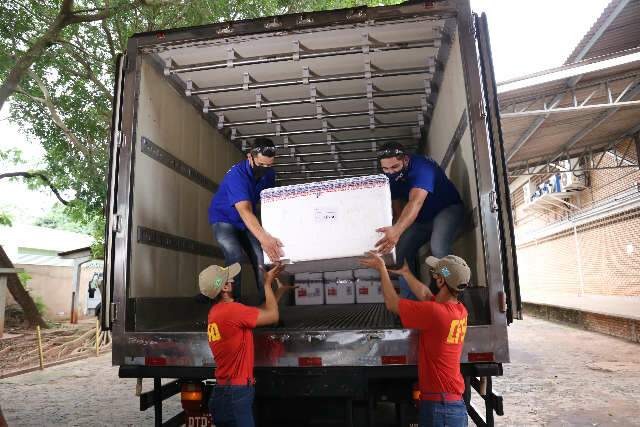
[0,245,48,329]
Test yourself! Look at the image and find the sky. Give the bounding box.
[0,0,613,225]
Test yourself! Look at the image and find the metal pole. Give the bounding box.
[0,276,6,339]
[234,121,417,139]
[36,325,44,370]
[573,224,585,297]
[222,106,423,128]
[192,67,431,96]
[170,40,436,75]
[209,88,426,113]
[274,135,415,149]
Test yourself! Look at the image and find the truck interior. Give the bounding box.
[124,9,493,334]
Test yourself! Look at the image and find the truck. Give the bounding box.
[102,1,522,425]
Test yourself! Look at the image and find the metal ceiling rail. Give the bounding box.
[189,67,433,96]
[206,88,428,113]
[231,121,419,139]
[274,135,415,149]
[276,144,418,159]
[505,0,632,162]
[278,173,369,183]
[219,106,423,128]
[501,99,640,118]
[277,157,377,167]
[166,39,438,75]
[275,166,376,176]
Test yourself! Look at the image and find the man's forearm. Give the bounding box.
[237,208,267,241]
[380,267,400,313]
[394,200,421,234]
[403,271,431,301]
[262,278,278,312]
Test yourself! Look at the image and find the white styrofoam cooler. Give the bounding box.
[261,175,395,273]
[294,272,324,282]
[355,280,384,303]
[354,268,380,280]
[294,282,324,305]
[325,280,355,304]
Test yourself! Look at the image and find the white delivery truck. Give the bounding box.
[102,1,521,425]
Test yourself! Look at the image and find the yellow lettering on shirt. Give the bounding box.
[446,317,467,344]
[207,323,221,342]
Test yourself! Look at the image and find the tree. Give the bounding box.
[1,0,400,256]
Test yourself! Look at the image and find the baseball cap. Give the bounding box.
[199,263,241,299]
[425,255,471,292]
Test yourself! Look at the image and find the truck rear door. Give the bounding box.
[475,13,522,322]
[101,54,126,330]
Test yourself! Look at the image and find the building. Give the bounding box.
[498,0,640,341]
[0,224,102,321]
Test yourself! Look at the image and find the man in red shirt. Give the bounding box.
[199,261,290,427]
[360,252,470,427]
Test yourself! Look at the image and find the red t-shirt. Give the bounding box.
[207,301,260,385]
[398,298,468,400]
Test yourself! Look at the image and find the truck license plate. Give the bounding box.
[186,414,212,427]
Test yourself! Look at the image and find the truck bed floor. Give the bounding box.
[271,303,402,330]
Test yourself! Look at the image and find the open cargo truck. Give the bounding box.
[102,0,521,425]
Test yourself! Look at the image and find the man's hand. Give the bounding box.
[275,278,297,293]
[264,262,285,283]
[359,251,387,272]
[375,226,401,254]
[261,233,284,262]
[388,260,410,277]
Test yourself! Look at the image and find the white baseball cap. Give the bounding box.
[198,263,241,299]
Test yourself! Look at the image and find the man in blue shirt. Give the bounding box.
[209,137,284,304]
[375,142,464,299]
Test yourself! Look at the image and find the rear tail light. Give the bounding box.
[381,355,407,365]
[181,382,203,412]
[412,382,421,404]
[298,357,322,367]
[468,352,495,362]
[498,291,507,313]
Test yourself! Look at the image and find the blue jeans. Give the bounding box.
[208,385,255,427]
[420,399,468,427]
[395,203,464,300]
[212,223,265,304]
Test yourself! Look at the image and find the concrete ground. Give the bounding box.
[1,316,639,426]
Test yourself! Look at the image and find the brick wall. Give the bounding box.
[512,139,640,299]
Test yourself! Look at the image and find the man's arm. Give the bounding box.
[359,252,400,314]
[235,201,283,262]
[376,188,428,254]
[255,263,284,326]
[389,262,433,301]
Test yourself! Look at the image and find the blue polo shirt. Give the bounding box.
[208,160,276,230]
[390,155,462,223]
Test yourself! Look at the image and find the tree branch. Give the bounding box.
[25,70,94,160]
[0,172,70,205]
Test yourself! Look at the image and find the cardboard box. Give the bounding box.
[294,282,324,306]
[355,280,384,303]
[261,175,395,272]
[294,272,323,282]
[324,280,355,305]
[324,270,355,281]
[354,268,380,280]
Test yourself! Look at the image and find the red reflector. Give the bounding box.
[298,289,307,297]
[145,357,167,366]
[381,355,407,365]
[328,288,337,296]
[359,288,369,295]
[298,357,322,367]
[468,352,494,362]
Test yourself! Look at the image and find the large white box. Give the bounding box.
[294,272,324,282]
[261,175,395,273]
[294,282,324,305]
[325,280,355,304]
[355,280,384,303]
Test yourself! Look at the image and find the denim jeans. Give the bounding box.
[212,222,265,304]
[208,385,255,427]
[395,203,464,300]
[420,399,468,427]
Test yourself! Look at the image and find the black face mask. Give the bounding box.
[384,164,407,182]
[251,160,269,180]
